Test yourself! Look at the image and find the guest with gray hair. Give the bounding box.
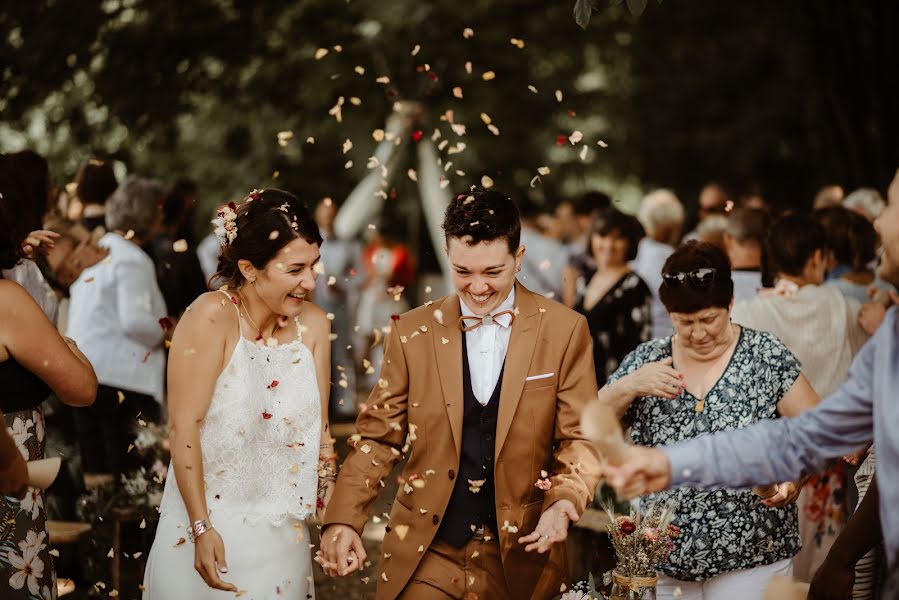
[67,175,173,481]
[724,207,770,301]
[631,189,685,338]
[844,187,886,222]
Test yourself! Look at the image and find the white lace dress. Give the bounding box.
[143,293,321,599]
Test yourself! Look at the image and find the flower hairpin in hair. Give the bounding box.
[247,189,262,202]
[212,202,238,245]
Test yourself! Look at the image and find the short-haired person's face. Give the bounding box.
[315,202,337,231]
[244,236,320,318]
[447,236,523,316]
[554,202,578,241]
[670,305,733,360]
[591,231,629,269]
[875,171,899,287]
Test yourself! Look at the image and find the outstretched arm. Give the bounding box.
[606,334,878,498]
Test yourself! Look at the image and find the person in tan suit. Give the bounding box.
[317,189,603,600]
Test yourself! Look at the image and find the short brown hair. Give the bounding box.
[659,241,733,314]
[442,188,520,254]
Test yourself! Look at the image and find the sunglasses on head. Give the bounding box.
[662,267,717,287]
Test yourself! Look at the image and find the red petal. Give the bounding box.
[391,314,400,321]
[159,317,173,332]
[412,130,424,142]
[556,134,567,146]
[262,410,273,420]
[268,380,280,389]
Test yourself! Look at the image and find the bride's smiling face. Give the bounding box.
[250,237,320,318]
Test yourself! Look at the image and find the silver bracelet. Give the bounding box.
[188,519,213,542]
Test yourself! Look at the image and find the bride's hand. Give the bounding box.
[194,529,237,592]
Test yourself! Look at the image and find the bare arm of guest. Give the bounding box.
[0,280,97,406]
[0,409,28,499]
[760,373,821,507]
[166,293,237,593]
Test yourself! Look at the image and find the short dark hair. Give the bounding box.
[162,179,198,228]
[573,190,612,217]
[75,159,118,205]
[4,150,50,235]
[442,188,521,254]
[214,189,324,289]
[813,206,877,271]
[0,155,26,270]
[766,214,828,277]
[587,208,645,262]
[659,241,734,314]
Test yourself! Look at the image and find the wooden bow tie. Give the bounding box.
[458,309,515,332]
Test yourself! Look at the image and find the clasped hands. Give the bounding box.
[314,500,579,577]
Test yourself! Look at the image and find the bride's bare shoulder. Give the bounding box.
[178,291,239,332]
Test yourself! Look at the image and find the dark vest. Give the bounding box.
[437,333,503,547]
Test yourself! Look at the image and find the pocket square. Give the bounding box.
[525,372,554,381]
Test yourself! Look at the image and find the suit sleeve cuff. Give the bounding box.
[543,486,587,516]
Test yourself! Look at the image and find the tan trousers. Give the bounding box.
[397,534,511,600]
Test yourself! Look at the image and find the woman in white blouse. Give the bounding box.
[67,175,172,479]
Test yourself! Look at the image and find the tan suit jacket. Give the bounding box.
[324,282,602,600]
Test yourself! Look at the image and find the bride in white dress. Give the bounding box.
[143,189,335,599]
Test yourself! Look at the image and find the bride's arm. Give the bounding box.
[166,293,236,592]
[303,303,336,519]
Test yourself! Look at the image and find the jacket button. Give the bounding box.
[432,515,439,525]
[448,469,455,480]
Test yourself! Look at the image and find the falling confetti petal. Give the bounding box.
[453,87,463,98]
[555,90,563,103]
[482,71,496,81]
[510,38,526,49]
[463,27,474,39]
[528,84,538,93]
[314,48,329,60]
[481,175,494,188]
[537,166,551,176]
[569,130,584,144]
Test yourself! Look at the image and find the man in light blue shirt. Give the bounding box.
[604,169,899,595]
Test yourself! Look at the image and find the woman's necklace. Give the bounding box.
[236,293,263,341]
[676,324,738,414]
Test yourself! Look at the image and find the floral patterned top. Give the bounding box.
[608,327,802,581]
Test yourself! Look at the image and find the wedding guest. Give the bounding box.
[815,205,893,304]
[561,191,612,306]
[632,189,685,339]
[0,151,60,324]
[355,214,414,387]
[723,208,769,301]
[518,196,568,300]
[813,184,845,210]
[67,176,172,480]
[690,213,729,252]
[683,182,730,243]
[148,179,207,316]
[142,189,332,599]
[596,241,820,598]
[575,208,651,387]
[70,158,118,233]
[314,197,362,420]
[843,187,885,222]
[731,214,869,582]
[0,179,98,600]
[602,168,899,599]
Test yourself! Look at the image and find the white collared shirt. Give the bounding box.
[67,232,168,401]
[460,287,515,406]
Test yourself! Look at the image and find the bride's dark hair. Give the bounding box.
[213,189,323,289]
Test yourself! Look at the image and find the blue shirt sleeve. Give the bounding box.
[666,331,877,489]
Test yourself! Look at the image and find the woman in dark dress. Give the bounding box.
[0,154,98,600]
[575,208,652,387]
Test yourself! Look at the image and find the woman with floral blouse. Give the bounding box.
[598,241,821,600]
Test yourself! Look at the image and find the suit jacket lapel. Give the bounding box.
[432,293,464,456]
[495,282,541,459]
